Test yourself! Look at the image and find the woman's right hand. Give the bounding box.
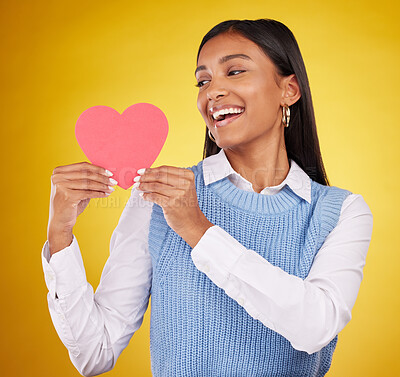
[47,162,117,255]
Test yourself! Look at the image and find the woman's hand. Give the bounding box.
[47,161,117,255]
[134,165,213,247]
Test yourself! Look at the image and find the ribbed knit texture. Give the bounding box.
[148,159,352,377]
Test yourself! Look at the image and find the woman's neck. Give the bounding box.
[223,142,290,194]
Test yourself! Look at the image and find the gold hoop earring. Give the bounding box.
[208,128,216,142]
[282,105,291,128]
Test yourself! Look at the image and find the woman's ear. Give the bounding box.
[281,74,301,107]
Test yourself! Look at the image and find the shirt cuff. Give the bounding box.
[41,235,87,300]
[191,225,246,285]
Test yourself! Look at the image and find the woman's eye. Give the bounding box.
[195,80,209,88]
[228,70,245,76]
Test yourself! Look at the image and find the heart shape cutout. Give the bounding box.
[75,103,168,189]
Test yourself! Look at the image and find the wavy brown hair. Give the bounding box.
[197,19,329,186]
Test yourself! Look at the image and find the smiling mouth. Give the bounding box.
[212,110,245,128]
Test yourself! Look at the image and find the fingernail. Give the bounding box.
[108,186,115,191]
[133,175,141,182]
[137,168,146,175]
[139,192,144,197]
[104,169,113,177]
[109,178,118,185]
[132,182,140,189]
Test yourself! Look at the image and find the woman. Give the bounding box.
[42,19,373,376]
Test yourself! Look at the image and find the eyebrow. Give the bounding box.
[195,54,253,75]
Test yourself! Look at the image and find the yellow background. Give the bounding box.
[1,0,398,376]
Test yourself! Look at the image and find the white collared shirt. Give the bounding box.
[41,149,373,375]
[202,148,311,201]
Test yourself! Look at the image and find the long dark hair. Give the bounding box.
[197,19,329,186]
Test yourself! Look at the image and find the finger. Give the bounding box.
[61,179,115,193]
[140,166,194,187]
[69,188,112,202]
[53,161,114,177]
[141,191,170,207]
[53,170,117,187]
[141,190,196,208]
[136,181,183,197]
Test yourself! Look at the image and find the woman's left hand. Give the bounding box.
[133,165,214,247]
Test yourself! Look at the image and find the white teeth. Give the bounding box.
[212,107,244,120]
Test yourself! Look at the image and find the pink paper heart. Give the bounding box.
[75,103,168,189]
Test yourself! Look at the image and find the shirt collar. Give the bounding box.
[202,148,311,204]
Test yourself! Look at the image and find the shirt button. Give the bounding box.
[203,263,210,273]
[48,273,55,281]
[238,297,245,306]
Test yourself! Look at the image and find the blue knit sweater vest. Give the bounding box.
[148,159,352,377]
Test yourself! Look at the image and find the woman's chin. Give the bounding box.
[212,135,242,150]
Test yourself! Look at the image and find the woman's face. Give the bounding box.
[196,32,289,150]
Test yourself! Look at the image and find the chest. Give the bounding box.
[149,197,320,290]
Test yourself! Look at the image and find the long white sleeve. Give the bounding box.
[41,188,153,376]
[191,193,373,355]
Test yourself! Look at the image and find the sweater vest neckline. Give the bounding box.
[198,160,306,215]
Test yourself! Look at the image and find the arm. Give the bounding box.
[190,194,373,354]
[41,188,153,376]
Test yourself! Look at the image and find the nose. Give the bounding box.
[206,78,229,102]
